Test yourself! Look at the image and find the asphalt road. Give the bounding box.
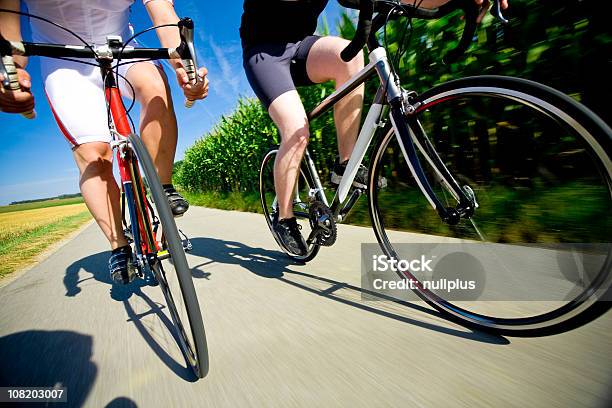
[0,207,610,407]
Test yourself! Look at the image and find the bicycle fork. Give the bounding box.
[368,46,477,225]
[389,103,476,225]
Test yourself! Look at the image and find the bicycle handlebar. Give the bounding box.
[340,0,375,62]
[339,0,508,64]
[440,0,479,64]
[0,16,201,118]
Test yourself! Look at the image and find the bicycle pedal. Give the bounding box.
[294,201,309,211]
[146,272,159,286]
[178,229,193,252]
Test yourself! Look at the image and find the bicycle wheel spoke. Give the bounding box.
[468,217,486,241]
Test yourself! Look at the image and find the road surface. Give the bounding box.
[0,207,611,407]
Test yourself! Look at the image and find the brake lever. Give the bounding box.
[177,17,199,108]
[0,37,35,119]
[0,37,12,88]
[491,0,508,24]
[0,57,9,88]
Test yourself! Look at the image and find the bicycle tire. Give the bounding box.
[368,75,612,336]
[129,134,209,377]
[259,146,321,263]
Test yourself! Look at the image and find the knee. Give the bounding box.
[351,50,365,72]
[74,144,113,176]
[281,125,310,150]
[338,49,364,82]
[136,74,169,106]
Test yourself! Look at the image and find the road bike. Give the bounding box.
[259,0,612,336]
[0,11,208,377]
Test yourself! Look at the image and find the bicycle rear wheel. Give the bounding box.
[369,76,612,336]
[259,146,321,262]
[129,134,209,377]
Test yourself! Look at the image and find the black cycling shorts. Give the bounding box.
[243,35,321,110]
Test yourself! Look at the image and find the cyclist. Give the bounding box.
[241,0,508,256]
[0,0,209,283]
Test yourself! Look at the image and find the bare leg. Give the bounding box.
[73,142,127,250]
[268,91,310,220]
[306,36,364,162]
[70,63,177,251]
[126,62,178,184]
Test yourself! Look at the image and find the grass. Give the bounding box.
[0,197,84,214]
[0,203,91,278]
[181,182,610,244]
[181,190,263,214]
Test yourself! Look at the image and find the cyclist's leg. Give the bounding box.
[72,142,127,250]
[244,43,309,220]
[122,61,188,215]
[43,59,128,250]
[124,62,177,185]
[305,36,364,162]
[268,90,310,220]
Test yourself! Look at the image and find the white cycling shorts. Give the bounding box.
[24,0,173,148]
[42,56,158,148]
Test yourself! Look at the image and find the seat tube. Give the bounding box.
[303,149,328,206]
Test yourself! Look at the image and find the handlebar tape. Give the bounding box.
[340,0,374,62]
[1,55,35,119]
[442,0,480,64]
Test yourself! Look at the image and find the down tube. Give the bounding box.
[123,182,143,256]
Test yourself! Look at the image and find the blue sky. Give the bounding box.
[0,1,344,205]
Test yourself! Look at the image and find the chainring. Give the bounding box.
[308,201,337,247]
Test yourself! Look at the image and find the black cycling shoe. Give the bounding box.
[164,184,189,216]
[273,216,308,256]
[330,157,369,189]
[108,245,136,285]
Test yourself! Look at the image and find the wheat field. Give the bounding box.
[0,203,92,277]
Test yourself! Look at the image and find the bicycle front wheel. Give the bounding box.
[368,76,611,336]
[129,134,209,377]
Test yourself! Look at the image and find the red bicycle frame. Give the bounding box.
[102,62,159,255]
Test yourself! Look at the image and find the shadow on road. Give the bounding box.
[64,252,197,382]
[188,237,509,345]
[0,330,97,407]
[105,396,139,407]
